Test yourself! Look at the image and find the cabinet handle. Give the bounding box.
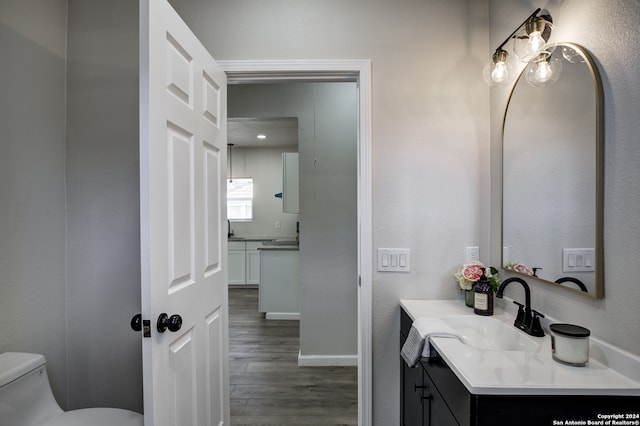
[421,394,433,401]
[413,383,426,391]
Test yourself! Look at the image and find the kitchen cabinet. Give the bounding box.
[245,242,262,285]
[259,248,299,319]
[228,241,246,285]
[282,153,299,214]
[400,307,640,426]
[228,240,267,286]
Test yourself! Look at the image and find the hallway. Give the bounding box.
[229,288,358,425]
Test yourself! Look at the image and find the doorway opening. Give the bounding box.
[220,60,372,426]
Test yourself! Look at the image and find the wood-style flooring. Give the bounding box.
[229,287,358,426]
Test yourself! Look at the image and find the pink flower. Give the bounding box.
[505,261,533,276]
[461,262,485,282]
[455,261,488,290]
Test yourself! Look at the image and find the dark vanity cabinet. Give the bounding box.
[400,307,639,426]
[401,308,459,426]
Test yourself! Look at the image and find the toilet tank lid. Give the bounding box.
[0,352,46,388]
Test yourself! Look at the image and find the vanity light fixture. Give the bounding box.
[483,8,555,87]
[257,134,266,140]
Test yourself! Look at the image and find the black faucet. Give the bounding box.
[496,277,545,337]
[554,276,588,292]
[227,219,234,238]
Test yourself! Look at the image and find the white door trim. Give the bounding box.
[218,59,372,426]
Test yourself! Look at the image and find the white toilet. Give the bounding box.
[0,352,143,426]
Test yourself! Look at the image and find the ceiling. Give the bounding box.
[227,117,298,148]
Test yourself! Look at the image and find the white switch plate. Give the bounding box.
[377,248,411,272]
[563,248,595,272]
[465,246,479,263]
[275,221,281,229]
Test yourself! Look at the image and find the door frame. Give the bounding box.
[218,59,372,426]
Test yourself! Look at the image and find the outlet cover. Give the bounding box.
[465,247,479,263]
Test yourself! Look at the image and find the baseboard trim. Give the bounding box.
[265,312,300,320]
[297,351,358,367]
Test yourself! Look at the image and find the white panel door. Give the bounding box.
[140,0,228,425]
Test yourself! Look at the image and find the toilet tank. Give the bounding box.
[0,352,64,426]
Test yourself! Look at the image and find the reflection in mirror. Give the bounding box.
[502,43,604,298]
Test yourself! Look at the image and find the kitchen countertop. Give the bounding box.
[401,299,640,396]
[259,246,299,251]
[228,237,275,242]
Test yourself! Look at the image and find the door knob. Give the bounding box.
[131,314,142,332]
[157,313,183,333]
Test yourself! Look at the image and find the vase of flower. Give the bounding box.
[464,289,475,307]
[455,261,500,308]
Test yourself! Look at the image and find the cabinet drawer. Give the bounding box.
[228,241,245,250]
[246,241,266,250]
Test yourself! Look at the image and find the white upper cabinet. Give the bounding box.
[282,153,299,214]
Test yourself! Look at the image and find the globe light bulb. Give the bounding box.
[534,61,552,82]
[513,17,553,62]
[491,62,509,83]
[483,49,515,87]
[524,53,562,87]
[528,31,545,57]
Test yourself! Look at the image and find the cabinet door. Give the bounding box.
[424,369,458,426]
[228,249,246,285]
[401,358,425,426]
[282,153,299,213]
[245,249,261,285]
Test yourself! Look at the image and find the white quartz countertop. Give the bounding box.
[401,299,640,396]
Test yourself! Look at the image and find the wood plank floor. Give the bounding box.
[229,287,358,426]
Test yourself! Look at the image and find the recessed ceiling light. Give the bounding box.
[257,134,267,140]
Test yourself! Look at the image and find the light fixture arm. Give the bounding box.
[493,8,541,54]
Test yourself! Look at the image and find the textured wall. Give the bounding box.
[0,0,69,408]
[65,0,143,412]
[489,0,640,356]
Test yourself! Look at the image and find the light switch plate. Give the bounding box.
[377,248,411,272]
[563,248,595,272]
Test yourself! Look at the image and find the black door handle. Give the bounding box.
[131,314,142,332]
[157,313,183,333]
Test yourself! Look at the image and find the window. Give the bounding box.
[227,178,253,221]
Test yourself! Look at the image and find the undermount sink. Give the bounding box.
[442,315,540,352]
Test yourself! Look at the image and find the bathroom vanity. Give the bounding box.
[400,300,640,426]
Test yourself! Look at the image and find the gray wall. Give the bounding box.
[0,0,69,408]
[489,0,640,357]
[0,1,143,411]
[65,0,142,412]
[228,83,358,359]
[170,0,490,423]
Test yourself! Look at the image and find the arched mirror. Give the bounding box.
[502,42,604,298]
